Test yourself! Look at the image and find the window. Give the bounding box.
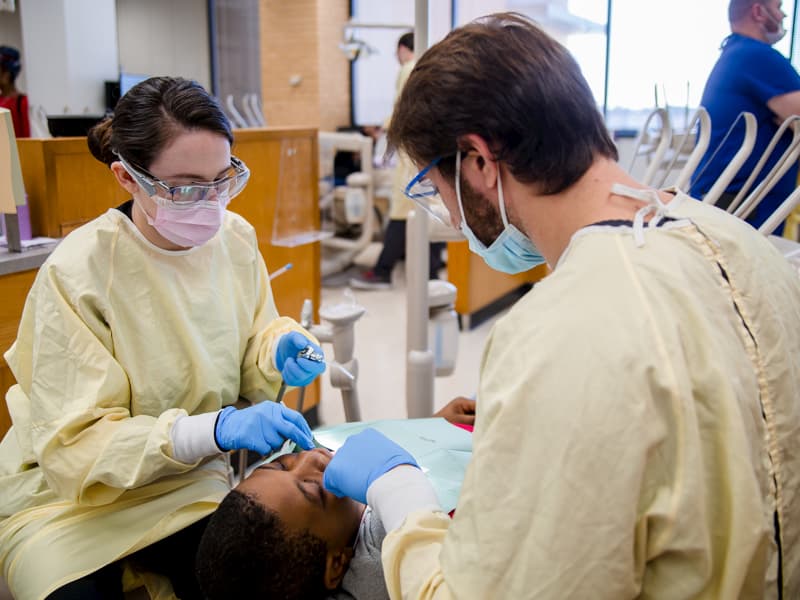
[351,0,798,133]
[607,0,796,132]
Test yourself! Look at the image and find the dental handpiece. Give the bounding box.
[297,345,324,363]
[295,345,324,413]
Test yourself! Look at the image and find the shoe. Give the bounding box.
[349,270,392,290]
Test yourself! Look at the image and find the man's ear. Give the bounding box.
[323,546,354,590]
[752,2,773,24]
[110,161,140,196]
[459,133,499,192]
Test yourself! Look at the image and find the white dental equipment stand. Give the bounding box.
[319,131,378,277]
[406,206,434,418]
[405,0,433,419]
[305,296,366,423]
[405,1,466,418]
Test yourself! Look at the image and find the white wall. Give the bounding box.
[351,0,452,126]
[63,0,119,114]
[0,6,25,92]
[19,0,118,115]
[1,0,210,116]
[116,0,211,92]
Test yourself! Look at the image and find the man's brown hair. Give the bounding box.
[387,12,617,195]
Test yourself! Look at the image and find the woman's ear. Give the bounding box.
[323,546,354,590]
[110,161,140,197]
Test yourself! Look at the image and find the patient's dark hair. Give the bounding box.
[196,490,329,600]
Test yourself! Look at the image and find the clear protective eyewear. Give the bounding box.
[117,154,250,207]
[403,156,452,226]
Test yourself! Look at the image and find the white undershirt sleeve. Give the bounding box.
[170,411,225,464]
[366,465,443,532]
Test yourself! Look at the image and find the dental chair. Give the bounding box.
[318,131,386,278]
[654,107,711,191]
[628,107,672,186]
[726,115,800,219]
[698,111,758,207]
[224,94,249,129]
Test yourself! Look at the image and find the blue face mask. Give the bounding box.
[455,152,546,274]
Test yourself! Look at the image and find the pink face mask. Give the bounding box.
[142,194,230,248]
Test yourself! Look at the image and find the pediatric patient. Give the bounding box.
[195,397,475,600]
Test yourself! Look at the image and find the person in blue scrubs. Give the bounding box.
[691,0,800,233]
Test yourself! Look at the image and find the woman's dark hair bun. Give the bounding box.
[87,117,116,166]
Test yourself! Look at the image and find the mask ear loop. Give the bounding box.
[457,151,512,231]
[496,164,511,229]
[455,150,470,229]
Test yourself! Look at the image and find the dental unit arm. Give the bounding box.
[303,293,366,423]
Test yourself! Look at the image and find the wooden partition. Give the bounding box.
[0,269,38,436]
[1,128,321,437]
[17,138,130,238]
[447,240,549,326]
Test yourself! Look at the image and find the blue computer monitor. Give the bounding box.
[120,72,150,97]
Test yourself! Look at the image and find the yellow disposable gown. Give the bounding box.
[0,208,309,598]
[382,193,800,599]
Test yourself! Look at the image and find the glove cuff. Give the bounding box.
[367,465,441,532]
[170,411,225,464]
[271,340,281,373]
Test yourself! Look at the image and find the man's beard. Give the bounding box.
[460,175,506,247]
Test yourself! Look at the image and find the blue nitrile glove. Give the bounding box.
[323,428,419,504]
[215,402,315,455]
[275,332,326,387]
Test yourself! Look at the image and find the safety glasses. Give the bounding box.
[117,154,250,207]
[404,156,452,226]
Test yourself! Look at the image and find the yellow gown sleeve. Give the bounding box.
[238,250,318,404]
[5,266,198,507]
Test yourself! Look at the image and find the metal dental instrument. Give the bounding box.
[297,345,324,363]
[275,381,288,405]
[296,344,325,413]
[238,345,324,483]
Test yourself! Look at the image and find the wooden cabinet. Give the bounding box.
[229,128,321,412]
[17,137,130,238]
[0,268,37,436]
[2,128,322,437]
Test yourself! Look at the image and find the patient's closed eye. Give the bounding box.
[259,461,287,471]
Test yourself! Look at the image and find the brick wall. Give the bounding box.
[260,0,350,130]
[317,1,350,131]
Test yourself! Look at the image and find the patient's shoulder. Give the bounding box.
[329,508,389,600]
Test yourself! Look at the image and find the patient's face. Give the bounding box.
[237,448,365,549]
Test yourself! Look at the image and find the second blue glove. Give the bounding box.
[215,401,315,456]
[323,428,419,504]
[275,331,326,387]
